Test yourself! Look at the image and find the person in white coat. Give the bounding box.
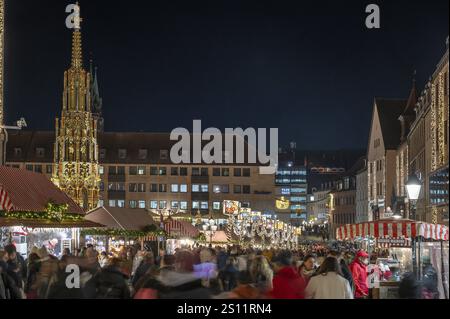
[305,257,354,299]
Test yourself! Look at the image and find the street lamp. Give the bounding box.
[406,175,422,220]
[202,218,218,247]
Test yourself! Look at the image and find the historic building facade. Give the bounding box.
[355,158,368,223]
[367,98,406,220]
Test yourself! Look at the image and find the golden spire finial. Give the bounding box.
[71,3,83,69]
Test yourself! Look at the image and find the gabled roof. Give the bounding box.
[0,166,83,214]
[85,206,156,230]
[374,98,407,150]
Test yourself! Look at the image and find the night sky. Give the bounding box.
[4,0,449,149]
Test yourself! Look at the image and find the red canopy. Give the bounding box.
[336,219,449,241]
[0,166,83,214]
[164,218,199,238]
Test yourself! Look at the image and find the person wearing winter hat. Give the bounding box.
[349,250,369,299]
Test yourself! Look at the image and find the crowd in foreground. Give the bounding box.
[0,242,440,299]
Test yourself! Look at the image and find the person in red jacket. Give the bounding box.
[349,250,369,299]
[269,250,306,299]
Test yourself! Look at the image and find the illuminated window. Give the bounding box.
[138,200,146,209]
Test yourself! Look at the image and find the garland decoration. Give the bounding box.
[80,225,167,238]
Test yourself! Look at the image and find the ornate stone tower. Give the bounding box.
[52,8,100,210]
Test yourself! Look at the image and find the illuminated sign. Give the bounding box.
[276,197,290,209]
[223,200,240,215]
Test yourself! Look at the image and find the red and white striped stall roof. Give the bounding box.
[164,219,199,238]
[336,220,449,241]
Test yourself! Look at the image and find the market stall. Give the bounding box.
[336,219,449,299]
[0,166,100,257]
[83,206,165,255]
[164,218,200,254]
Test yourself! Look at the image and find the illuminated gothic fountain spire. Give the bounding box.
[52,4,101,211]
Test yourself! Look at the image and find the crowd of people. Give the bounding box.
[0,241,440,299]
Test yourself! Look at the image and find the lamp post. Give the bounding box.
[406,175,422,221]
[406,174,422,279]
[202,217,218,247]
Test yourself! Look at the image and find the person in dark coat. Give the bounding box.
[399,272,422,299]
[47,256,85,299]
[0,251,22,299]
[85,258,131,299]
[131,252,157,289]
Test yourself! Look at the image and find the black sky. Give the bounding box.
[4,0,449,150]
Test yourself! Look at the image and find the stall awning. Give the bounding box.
[85,206,156,231]
[201,230,229,243]
[336,219,449,241]
[164,218,199,238]
[0,166,83,214]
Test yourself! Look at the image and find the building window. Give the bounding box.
[213,168,220,176]
[243,185,251,194]
[129,183,138,192]
[171,201,179,209]
[99,166,104,175]
[234,168,241,177]
[192,201,199,209]
[222,184,230,193]
[201,167,208,176]
[35,148,45,158]
[46,165,53,174]
[159,167,167,175]
[13,147,22,157]
[159,201,167,209]
[117,166,125,175]
[213,185,221,193]
[180,167,188,176]
[118,149,127,159]
[138,149,148,159]
[222,168,229,176]
[200,201,208,209]
[138,166,146,175]
[171,184,179,193]
[159,184,167,192]
[138,200,146,209]
[138,183,146,192]
[171,167,179,176]
[160,150,169,160]
[26,164,33,171]
[150,184,158,192]
[192,168,200,176]
[201,184,209,192]
[99,182,105,191]
[129,166,137,175]
[180,201,188,210]
[108,183,116,191]
[117,182,125,191]
[129,200,137,209]
[98,199,104,207]
[108,166,117,175]
[109,200,116,207]
[243,168,250,177]
[234,185,242,194]
[180,184,188,193]
[150,167,158,175]
[149,200,158,209]
[192,184,200,192]
[100,149,106,159]
[213,202,221,210]
[118,200,125,208]
[34,165,42,173]
[241,202,250,208]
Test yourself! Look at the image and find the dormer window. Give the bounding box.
[118,149,127,159]
[36,148,45,158]
[160,149,168,160]
[138,149,148,159]
[14,148,22,157]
